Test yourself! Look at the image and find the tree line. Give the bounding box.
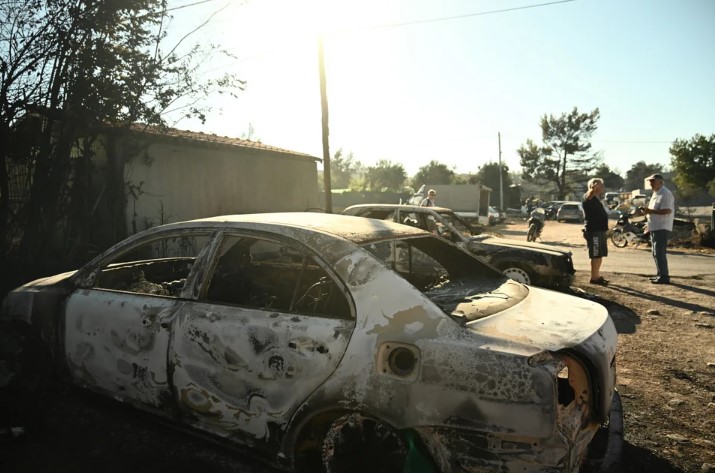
[327,107,714,206]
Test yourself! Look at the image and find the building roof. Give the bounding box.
[128,124,320,161]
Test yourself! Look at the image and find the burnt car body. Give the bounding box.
[342,204,575,289]
[1,213,616,472]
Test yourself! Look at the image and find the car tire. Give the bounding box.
[322,413,408,473]
[499,264,533,285]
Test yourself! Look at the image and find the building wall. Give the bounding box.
[124,141,319,232]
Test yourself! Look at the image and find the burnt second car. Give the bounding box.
[343,204,575,289]
[1,213,615,472]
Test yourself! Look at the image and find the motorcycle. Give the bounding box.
[526,208,546,242]
[610,210,650,247]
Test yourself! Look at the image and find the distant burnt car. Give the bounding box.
[1,213,616,473]
[343,204,575,289]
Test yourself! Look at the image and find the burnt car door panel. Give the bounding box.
[64,232,212,409]
[169,233,355,447]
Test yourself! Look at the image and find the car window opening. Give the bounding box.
[95,234,211,297]
[204,235,351,318]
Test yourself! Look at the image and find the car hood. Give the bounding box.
[470,235,570,258]
[466,285,610,355]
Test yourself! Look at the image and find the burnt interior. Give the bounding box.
[96,258,193,296]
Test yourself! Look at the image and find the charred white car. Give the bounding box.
[1,213,617,472]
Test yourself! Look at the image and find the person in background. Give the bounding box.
[420,189,436,207]
[582,177,609,285]
[640,173,674,284]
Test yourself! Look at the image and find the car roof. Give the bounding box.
[344,203,454,212]
[163,212,428,244]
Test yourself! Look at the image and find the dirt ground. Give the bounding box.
[1,221,714,473]
[571,271,715,473]
[496,219,715,473]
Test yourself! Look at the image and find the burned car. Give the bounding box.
[1,213,616,472]
[343,204,575,289]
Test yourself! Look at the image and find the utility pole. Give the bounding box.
[498,132,503,209]
[318,35,332,213]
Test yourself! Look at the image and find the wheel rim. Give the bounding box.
[611,231,628,248]
[322,414,407,473]
[502,266,531,285]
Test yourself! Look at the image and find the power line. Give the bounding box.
[327,0,576,34]
[596,140,671,144]
[195,0,576,75]
[165,0,220,14]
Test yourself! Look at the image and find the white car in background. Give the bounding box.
[487,206,505,225]
[557,201,585,223]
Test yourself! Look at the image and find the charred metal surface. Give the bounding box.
[1,213,617,473]
[170,301,354,448]
[64,290,176,408]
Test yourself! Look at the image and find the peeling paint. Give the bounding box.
[1,213,616,472]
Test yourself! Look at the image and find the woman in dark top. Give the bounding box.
[582,178,609,285]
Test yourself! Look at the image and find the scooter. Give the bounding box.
[610,210,650,247]
[526,208,546,242]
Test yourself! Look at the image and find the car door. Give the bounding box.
[64,231,212,409]
[169,232,355,447]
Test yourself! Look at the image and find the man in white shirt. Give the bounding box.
[640,174,674,284]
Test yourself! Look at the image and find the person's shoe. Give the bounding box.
[589,276,609,286]
[651,278,671,284]
[649,276,660,281]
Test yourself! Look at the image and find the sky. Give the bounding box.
[166,0,715,178]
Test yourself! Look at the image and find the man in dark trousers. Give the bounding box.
[582,177,609,285]
[640,173,674,284]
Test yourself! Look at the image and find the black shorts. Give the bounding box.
[587,231,608,259]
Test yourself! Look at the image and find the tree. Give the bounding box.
[411,160,455,187]
[518,107,601,199]
[624,161,664,191]
[593,163,624,190]
[1,0,243,289]
[475,161,513,189]
[670,133,715,197]
[330,149,363,189]
[364,160,406,191]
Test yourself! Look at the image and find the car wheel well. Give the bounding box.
[294,410,428,473]
[293,410,347,472]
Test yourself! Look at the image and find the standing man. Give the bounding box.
[641,173,674,284]
[420,189,436,207]
[582,177,609,285]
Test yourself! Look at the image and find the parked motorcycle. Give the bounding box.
[610,210,650,247]
[526,208,546,242]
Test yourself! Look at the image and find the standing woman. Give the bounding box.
[582,178,609,285]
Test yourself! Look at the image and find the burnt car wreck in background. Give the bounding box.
[342,204,575,289]
[1,213,617,472]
